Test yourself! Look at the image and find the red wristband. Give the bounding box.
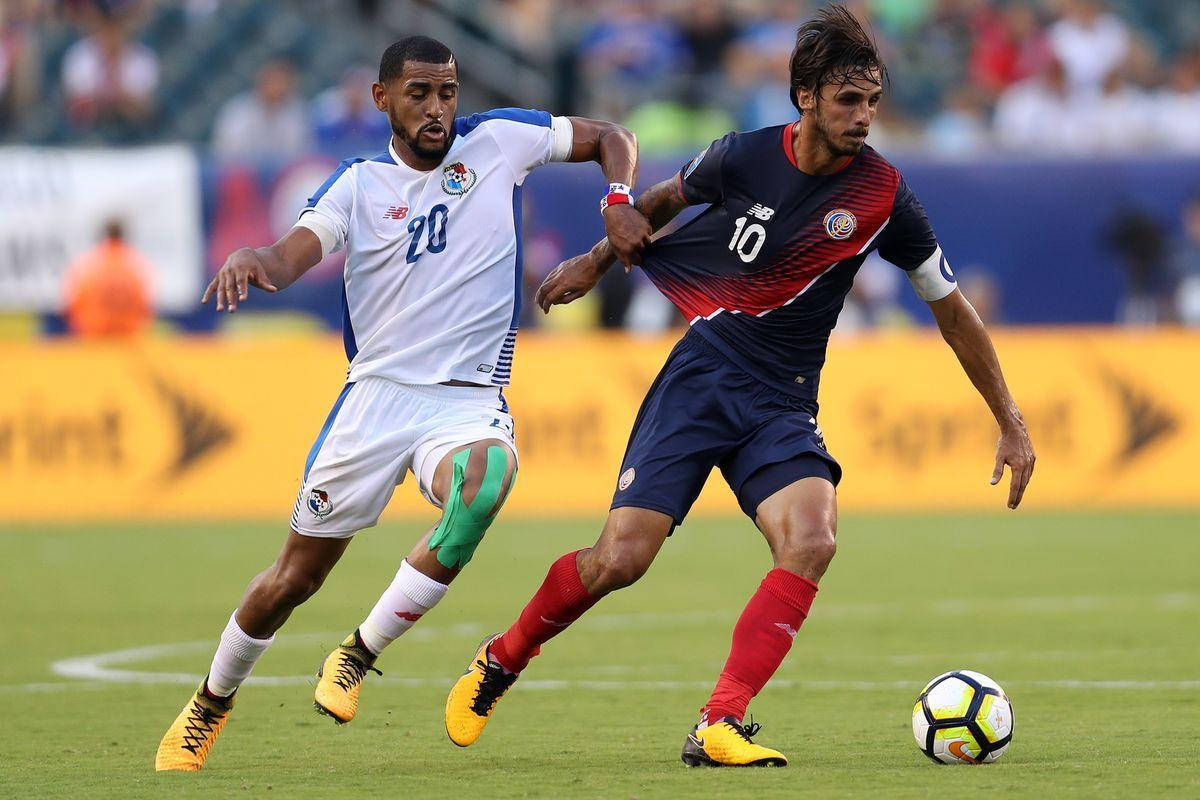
[600,182,632,213]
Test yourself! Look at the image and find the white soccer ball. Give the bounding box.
[912,670,1014,764]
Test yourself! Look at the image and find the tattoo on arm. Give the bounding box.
[635,176,689,232]
[588,176,689,270]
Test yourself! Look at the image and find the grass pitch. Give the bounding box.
[2,510,1198,798]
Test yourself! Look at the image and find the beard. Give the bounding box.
[822,121,868,157]
[392,117,452,161]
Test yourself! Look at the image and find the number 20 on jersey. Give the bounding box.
[406,203,450,264]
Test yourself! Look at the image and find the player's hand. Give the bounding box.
[991,423,1035,509]
[535,253,604,313]
[202,247,279,312]
[601,203,652,272]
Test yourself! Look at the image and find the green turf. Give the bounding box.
[2,511,1198,798]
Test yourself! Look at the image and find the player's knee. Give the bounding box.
[588,547,652,593]
[583,532,656,594]
[264,564,325,609]
[460,441,517,517]
[765,505,837,575]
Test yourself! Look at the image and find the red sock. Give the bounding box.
[701,568,819,725]
[489,550,598,673]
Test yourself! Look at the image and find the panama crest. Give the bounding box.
[442,162,477,195]
[308,488,333,519]
[823,208,857,240]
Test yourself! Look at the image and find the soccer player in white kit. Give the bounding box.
[155,35,651,771]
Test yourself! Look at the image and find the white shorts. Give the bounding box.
[290,377,516,537]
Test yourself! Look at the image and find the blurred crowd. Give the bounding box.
[3,0,1200,336]
[1,0,1199,156]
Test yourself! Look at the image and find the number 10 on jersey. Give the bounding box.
[728,216,766,263]
[407,203,449,264]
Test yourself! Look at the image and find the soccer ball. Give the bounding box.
[912,670,1014,764]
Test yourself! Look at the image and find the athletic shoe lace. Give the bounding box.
[470,659,517,716]
[332,649,382,692]
[731,716,762,742]
[180,700,226,754]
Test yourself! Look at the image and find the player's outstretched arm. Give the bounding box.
[201,227,323,313]
[535,176,690,312]
[564,116,651,269]
[928,288,1035,508]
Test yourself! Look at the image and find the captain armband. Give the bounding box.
[905,246,957,302]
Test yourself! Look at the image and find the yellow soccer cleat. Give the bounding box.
[445,634,517,747]
[314,632,381,724]
[680,717,789,767]
[154,681,234,772]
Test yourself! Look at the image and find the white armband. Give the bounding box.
[294,212,339,259]
[905,246,957,302]
[549,116,574,162]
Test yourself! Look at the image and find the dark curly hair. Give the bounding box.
[789,4,888,113]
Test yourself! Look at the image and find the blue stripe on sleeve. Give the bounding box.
[304,157,365,210]
[455,108,551,138]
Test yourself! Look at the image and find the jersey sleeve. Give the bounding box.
[455,108,572,181]
[295,158,359,258]
[876,176,957,301]
[677,131,735,206]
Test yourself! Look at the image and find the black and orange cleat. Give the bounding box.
[314,632,381,724]
[154,680,234,771]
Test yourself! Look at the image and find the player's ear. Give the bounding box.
[371,82,388,112]
[796,87,817,113]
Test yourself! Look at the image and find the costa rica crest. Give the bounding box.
[823,208,857,240]
[441,161,476,195]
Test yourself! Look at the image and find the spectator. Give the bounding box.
[1106,207,1173,326]
[1047,0,1129,96]
[61,7,158,132]
[211,59,313,161]
[924,87,992,156]
[724,0,806,129]
[1075,64,1152,154]
[969,2,1050,98]
[676,0,738,82]
[1172,192,1200,325]
[312,65,391,157]
[993,57,1082,153]
[1158,48,1200,155]
[62,219,154,338]
[0,1,44,127]
[576,0,688,119]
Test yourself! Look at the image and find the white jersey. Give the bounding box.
[295,108,573,386]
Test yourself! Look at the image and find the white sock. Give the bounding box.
[206,612,274,697]
[358,559,448,655]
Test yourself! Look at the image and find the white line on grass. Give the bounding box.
[7,622,1193,694]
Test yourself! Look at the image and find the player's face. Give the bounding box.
[813,73,882,157]
[374,60,459,162]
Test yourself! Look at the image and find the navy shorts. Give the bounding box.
[611,331,842,526]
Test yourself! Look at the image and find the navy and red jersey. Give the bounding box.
[640,122,941,400]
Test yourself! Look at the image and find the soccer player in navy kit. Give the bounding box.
[445,6,1035,766]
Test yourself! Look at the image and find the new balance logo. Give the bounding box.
[383,205,409,220]
[774,622,799,638]
[748,203,775,221]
